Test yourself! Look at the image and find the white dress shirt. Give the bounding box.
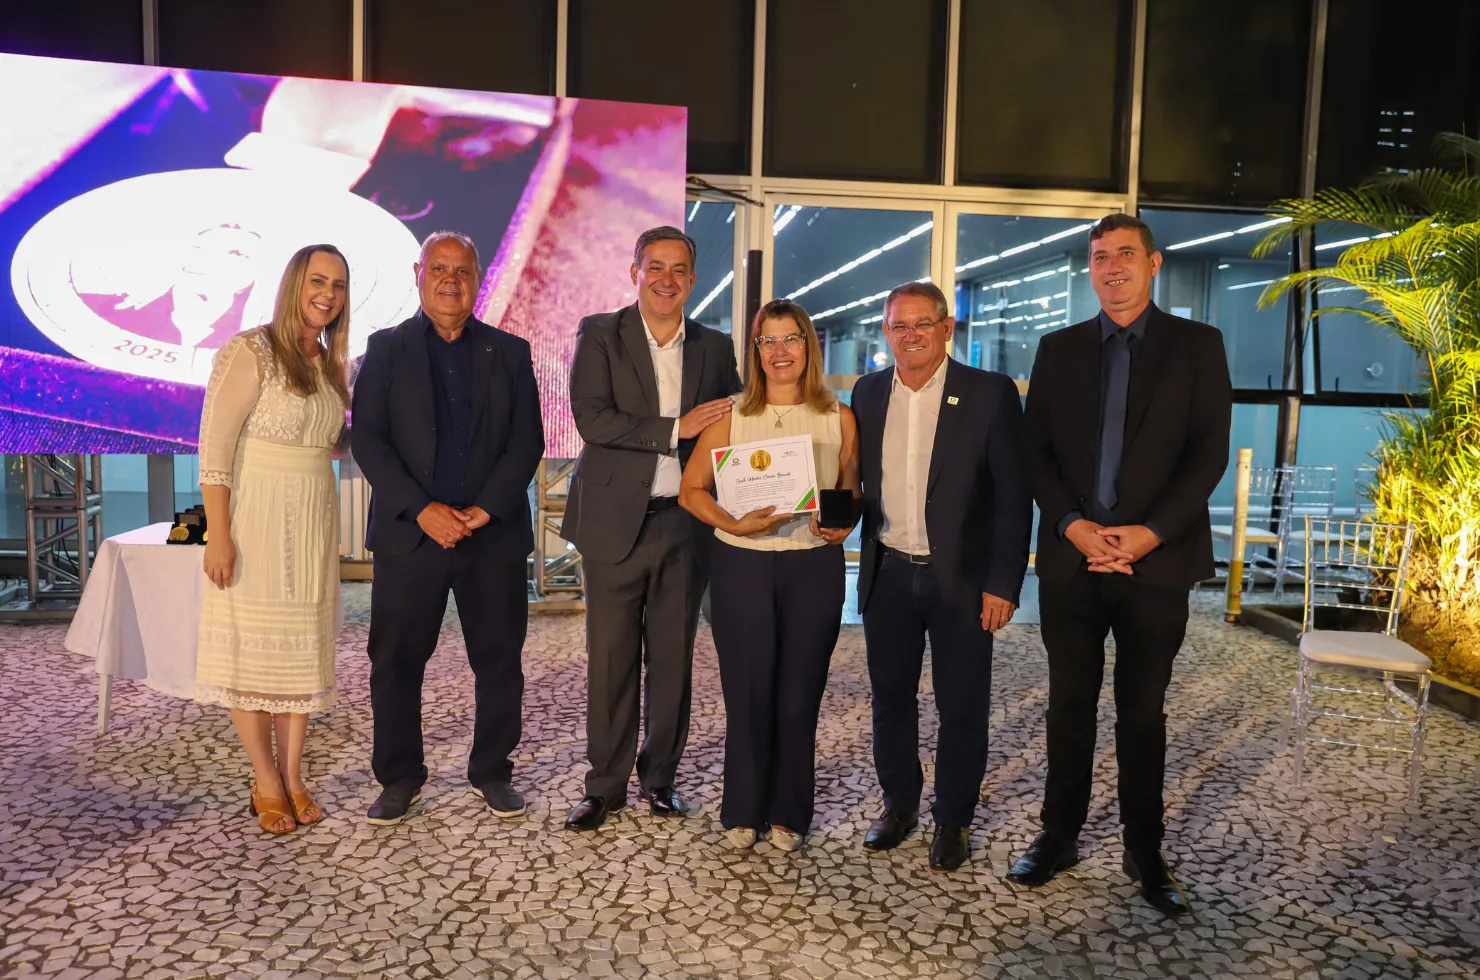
[640,309,685,498]
[878,357,948,556]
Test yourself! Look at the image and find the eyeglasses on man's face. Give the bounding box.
[755,333,806,351]
[884,317,944,338]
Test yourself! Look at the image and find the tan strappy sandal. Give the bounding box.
[249,784,298,835]
[290,789,325,826]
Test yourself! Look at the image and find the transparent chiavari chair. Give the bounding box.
[1210,465,1292,593]
[1354,465,1379,519]
[1274,465,1339,599]
[1285,517,1429,802]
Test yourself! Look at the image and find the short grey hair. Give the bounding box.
[883,281,950,322]
[633,225,697,266]
[420,230,481,271]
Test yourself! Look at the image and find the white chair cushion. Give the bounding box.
[1210,523,1281,544]
[1299,630,1431,673]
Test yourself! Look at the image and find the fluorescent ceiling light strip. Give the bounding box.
[689,270,734,318]
[812,276,932,323]
[772,205,802,235]
[786,221,933,300]
[1314,231,1394,252]
[1236,216,1291,234]
[955,222,1094,273]
[687,201,702,222]
[1225,278,1276,291]
[1165,230,1236,251]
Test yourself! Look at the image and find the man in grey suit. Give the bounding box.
[561,226,742,831]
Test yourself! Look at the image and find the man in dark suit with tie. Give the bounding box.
[1009,213,1232,916]
[351,230,545,826]
[560,226,741,831]
[852,281,1032,871]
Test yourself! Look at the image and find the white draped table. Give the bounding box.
[65,522,205,733]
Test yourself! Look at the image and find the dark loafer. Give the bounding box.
[1124,850,1190,917]
[929,824,970,870]
[639,786,685,817]
[1006,832,1080,886]
[472,781,526,819]
[863,810,919,851]
[367,781,423,826]
[564,795,626,831]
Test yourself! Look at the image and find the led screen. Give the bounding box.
[0,54,687,457]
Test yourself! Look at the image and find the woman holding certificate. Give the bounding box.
[679,299,860,852]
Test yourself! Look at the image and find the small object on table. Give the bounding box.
[167,505,208,545]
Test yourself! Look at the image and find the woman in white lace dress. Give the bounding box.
[196,244,350,834]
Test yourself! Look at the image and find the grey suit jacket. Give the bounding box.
[560,304,741,564]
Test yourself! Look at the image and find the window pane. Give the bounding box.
[1140,1,1309,204]
[1210,403,1281,563]
[99,454,151,538]
[775,207,933,376]
[765,0,947,182]
[159,0,351,80]
[570,0,751,174]
[369,0,556,96]
[0,456,20,541]
[1295,405,1406,516]
[0,3,144,64]
[685,201,736,340]
[1319,0,1480,189]
[1311,223,1422,394]
[957,0,1130,190]
[954,214,1098,381]
[1139,209,1293,390]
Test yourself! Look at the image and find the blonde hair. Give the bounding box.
[738,298,837,417]
[260,244,351,404]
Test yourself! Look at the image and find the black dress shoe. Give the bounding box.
[929,824,970,870]
[367,781,423,826]
[639,786,684,816]
[564,795,626,831]
[472,780,526,819]
[1123,850,1190,917]
[863,810,919,851]
[1006,832,1080,886]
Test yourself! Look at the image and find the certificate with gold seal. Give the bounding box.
[711,435,819,519]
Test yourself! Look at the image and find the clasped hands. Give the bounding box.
[1065,519,1160,574]
[418,502,491,549]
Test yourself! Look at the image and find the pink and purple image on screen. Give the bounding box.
[0,54,687,458]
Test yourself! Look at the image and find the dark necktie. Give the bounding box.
[1096,330,1133,516]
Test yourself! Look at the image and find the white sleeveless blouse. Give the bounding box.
[714,394,842,552]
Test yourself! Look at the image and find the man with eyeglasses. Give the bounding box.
[560,226,742,832]
[851,281,1032,871]
[1010,213,1231,917]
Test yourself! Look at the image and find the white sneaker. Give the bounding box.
[771,826,805,852]
[726,826,758,849]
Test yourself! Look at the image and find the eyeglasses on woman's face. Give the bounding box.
[755,332,806,352]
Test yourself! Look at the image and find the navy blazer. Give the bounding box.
[351,311,545,556]
[1024,304,1232,588]
[853,358,1033,615]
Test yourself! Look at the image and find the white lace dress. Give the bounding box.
[194,330,343,714]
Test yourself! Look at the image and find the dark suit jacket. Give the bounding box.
[854,359,1033,615]
[560,305,741,564]
[1025,304,1233,589]
[351,311,545,557]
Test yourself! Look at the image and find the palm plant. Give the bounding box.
[1253,134,1480,687]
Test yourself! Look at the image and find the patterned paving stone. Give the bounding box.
[0,588,1477,979]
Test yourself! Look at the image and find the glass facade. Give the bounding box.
[953,214,1096,381]
[368,0,556,96]
[684,201,737,340]
[771,207,934,377]
[158,0,353,80]
[1139,209,1294,391]
[956,0,1130,190]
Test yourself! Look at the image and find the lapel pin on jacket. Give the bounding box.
[947,395,959,405]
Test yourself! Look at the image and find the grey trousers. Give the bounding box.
[581,506,706,800]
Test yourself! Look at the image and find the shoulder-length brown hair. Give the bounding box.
[259,244,351,404]
[738,299,837,417]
